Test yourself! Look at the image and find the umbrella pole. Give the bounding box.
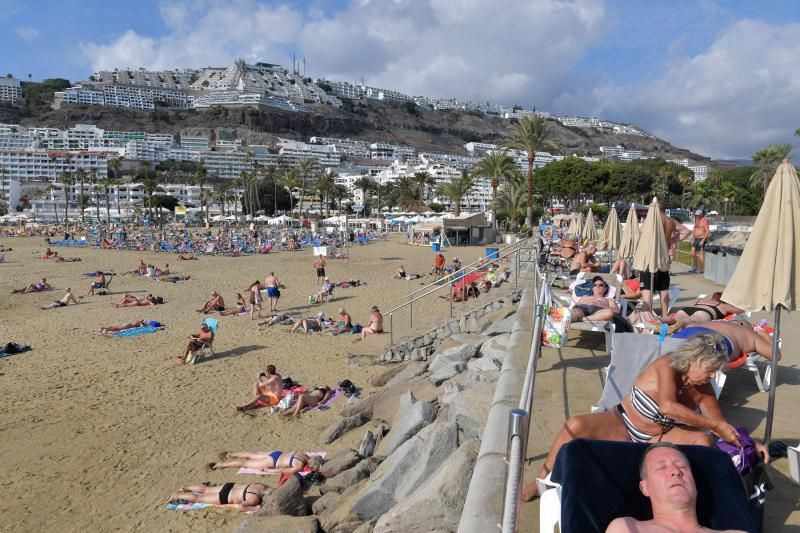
[649,271,655,314]
[764,306,782,445]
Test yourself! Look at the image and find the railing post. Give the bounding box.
[502,408,529,533]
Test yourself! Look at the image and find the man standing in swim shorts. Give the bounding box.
[264,272,281,312]
[314,255,326,285]
[689,210,709,274]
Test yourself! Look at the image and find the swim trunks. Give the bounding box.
[692,237,704,251]
[639,270,670,292]
[267,287,280,298]
[316,268,325,277]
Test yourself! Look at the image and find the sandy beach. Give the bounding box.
[0,234,493,532]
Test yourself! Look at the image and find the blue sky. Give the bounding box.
[3,0,800,159]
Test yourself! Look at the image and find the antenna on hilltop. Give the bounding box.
[303,57,306,77]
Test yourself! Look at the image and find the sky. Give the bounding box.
[3,0,800,160]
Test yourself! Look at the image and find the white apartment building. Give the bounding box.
[181,136,210,151]
[310,137,371,159]
[277,139,341,167]
[0,77,24,104]
[202,150,253,179]
[601,145,645,161]
[688,165,708,181]
[464,142,500,156]
[190,91,308,112]
[56,84,188,110]
[667,158,690,167]
[0,149,110,182]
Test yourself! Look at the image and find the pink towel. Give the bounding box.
[237,452,327,475]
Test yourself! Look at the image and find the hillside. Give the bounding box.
[0,98,709,163]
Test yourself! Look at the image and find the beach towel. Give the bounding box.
[237,452,327,475]
[166,502,257,514]
[113,326,164,338]
[306,388,343,411]
[0,343,31,358]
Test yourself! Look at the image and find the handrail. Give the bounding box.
[384,240,536,345]
[405,235,533,300]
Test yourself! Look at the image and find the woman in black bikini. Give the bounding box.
[208,451,324,473]
[169,482,268,511]
[668,292,743,329]
[281,386,332,417]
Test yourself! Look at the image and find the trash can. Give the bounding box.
[486,247,499,259]
[431,242,441,252]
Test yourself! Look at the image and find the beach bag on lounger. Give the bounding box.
[541,305,570,348]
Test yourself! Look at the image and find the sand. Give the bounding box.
[0,234,494,532]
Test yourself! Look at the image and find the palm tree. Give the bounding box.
[99,176,115,224]
[493,178,526,231]
[264,164,279,215]
[92,184,103,222]
[316,172,337,217]
[142,172,160,223]
[474,151,517,229]
[281,168,300,216]
[354,176,376,210]
[411,171,435,203]
[75,169,87,223]
[0,167,7,207]
[393,176,423,210]
[193,161,208,223]
[251,159,263,214]
[296,158,316,220]
[332,184,351,213]
[750,144,792,197]
[58,171,73,224]
[503,115,559,226]
[48,182,59,223]
[437,170,476,217]
[214,182,229,217]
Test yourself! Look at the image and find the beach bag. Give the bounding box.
[351,324,363,334]
[339,379,356,396]
[741,463,773,531]
[97,287,108,295]
[541,305,570,348]
[716,426,759,474]
[282,376,295,389]
[278,394,296,410]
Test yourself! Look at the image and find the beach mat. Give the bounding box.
[113,326,164,338]
[237,452,327,475]
[166,501,257,513]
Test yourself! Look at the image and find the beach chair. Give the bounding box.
[538,439,757,533]
[185,318,219,365]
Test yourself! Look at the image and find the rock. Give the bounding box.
[447,383,496,439]
[429,360,466,386]
[373,439,480,533]
[312,491,342,514]
[477,303,516,333]
[358,430,377,458]
[318,479,369,532]
[483,313,516,336]
[447,333,483,348]
[466,356,501,385]
[441,381,464,405]
[257,475,309,516]
[350,421,459,521]
[448,320,460,334]
[372,376,438,423]
[329,521,364,533]
[479,333,511,365]
[465,315,481,333]
[428,342,478,374]
[239,515,321,532]
[322,460,372,494]
[322,412,371,444]
[370,364,407,387]
[352,520,378,533]
[320,449,361,479]
[376,391,436,456]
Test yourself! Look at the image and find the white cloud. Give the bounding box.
[559,20,800,159]
[15,26,39,42]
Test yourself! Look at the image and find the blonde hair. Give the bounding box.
[668,334,727,374]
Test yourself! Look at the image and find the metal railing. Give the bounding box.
[384,237,535,345]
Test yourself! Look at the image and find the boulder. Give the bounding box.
[322,459,372,494]
[441,381,464,405]
[358,430,377,458]
[479,333,511,365]
[318,479,369,532]
[350,421,459,521]
[369,363,407,387]
[429,360,467,386]
[312,491,342,514]
[372,376,438,423]
[428,343,478,374]
[352,520,378,533]
[329,521,365,533]
[465,315,481,333]
[483,313,516,336]
[373,439,480,533]
[375,391,436,457]
[477,303,516,333]
[257,475,309,516]
[322,412,371,444]
[320,449,361,479]
[239,515,321,533]
[447,383,496,439]
[466,356,501,384]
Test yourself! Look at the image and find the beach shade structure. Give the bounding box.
[598,205,622,252]
[618,202,640,259]
[632,197,670,312]
[580,208,600,243]
[566,213,582,238]
[721,160,800,444]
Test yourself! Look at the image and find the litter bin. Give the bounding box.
[431,242,441,252]
[486,247,499,259]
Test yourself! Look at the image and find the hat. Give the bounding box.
[695,209,704,216]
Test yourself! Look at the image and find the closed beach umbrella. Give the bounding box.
[598,205,621,251]
[581,208,600,242]
[721,160,800,443]
[618,203,640,259]
[566,214,581,237]
[633,198,670,310]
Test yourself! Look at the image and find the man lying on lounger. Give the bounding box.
[606,443,748,533]
[570,276,620,323]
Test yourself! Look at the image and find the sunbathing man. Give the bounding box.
[13,278,52,294]
[264,272,281,312]
[209,451,324,474]
[236,365,283,411]
[177,254,198,261]
[290,313,329,333]
[177,322,214,364]
[606,443,748,533]
[197,291,225,313]
[112,293,162,307]
[258,313,295,327]
[99,319,162,335]
[124,260,147,275]
[88,271,112,295]
[53,255,82,262]
[154,264,170,276]
[168,482,268,512]
[41,287,78,309]
[41,247,56,259]
[667,292,744,328]
[671,318,781,361]
[281,386,333,417]
[329,308,353,336]
[158,274,192,283]
[361,306,384,340]
[571,276,620,323]
[219,294,249,316]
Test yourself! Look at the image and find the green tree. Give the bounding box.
[316,172,337,217]
[474,151,517,229]
[503,115,559,225]
[411,170,436,203]
[281,168,300,215]
[437,170,476,217]
[353,176,375,211]
[193,161,208,222]
[392,176,423,211]
[296,158,316,219]
[750,143,792,197]
[493,175,526,231]
[99,176,115,224]
[331,184,351,213]
[75,168,87,222]
[58,171,73,224]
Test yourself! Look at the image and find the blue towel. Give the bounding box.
[113,326,163,337]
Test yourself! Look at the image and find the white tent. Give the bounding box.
[210,215,225,222]
[254,215,270,222]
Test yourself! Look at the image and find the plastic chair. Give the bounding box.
[185,317,219,365]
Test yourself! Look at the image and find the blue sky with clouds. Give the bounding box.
[3,0,800,159]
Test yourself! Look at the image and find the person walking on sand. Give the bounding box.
[264,272,281,312]
[689,210,709,274]
[314,255,326,285]
[248,280,263,320]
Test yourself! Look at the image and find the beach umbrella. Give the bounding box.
[721,160,800,444]
[566,213,581,238]
[598,205,621,251]
[632,197,670,311]
[580,208,600,243]
[618,203,640,259]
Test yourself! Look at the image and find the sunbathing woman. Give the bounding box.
[667,292,744,329]
[258,313,294,327]
[209,451,324,474]
[99,320,147,335]
[168,482,268,512]
[219,293,249,316]
[177,254,198,261]
[13,278,52,294]
[157,274,191,283]
[520,335,742,501]
[112,293,162,307]
[281,386,333,416]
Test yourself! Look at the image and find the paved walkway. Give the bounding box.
[519,262,800,531]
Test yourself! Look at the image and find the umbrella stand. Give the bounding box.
[764,306,783,445]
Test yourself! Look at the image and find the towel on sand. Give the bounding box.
[237,452,327,475]
[166,501,256,513]
[113,326,164,338]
